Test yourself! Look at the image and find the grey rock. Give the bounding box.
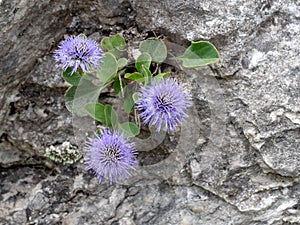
[29,192,50,211]
[12,210,27,224]
[1,0,300,224]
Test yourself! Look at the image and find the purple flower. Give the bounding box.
[84,129,137,184]
[136,78,190,132]
[54,35,103,74]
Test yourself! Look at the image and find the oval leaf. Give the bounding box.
[101,34,126,51]
[113,78,126,95]
[132,92,140,102]
[119,122,140,138]
[65,79,105,116]
[62,67,82,86]
[117,57,128,69]
[178,41,219,68]
[124,72,144,82]
[104,105,118,127]
[101,34,126,58]
[123,94,135,113]
[141,66,152,85]
[135,52,152,74]
[97,52,118,83]
[154,72,170,83]
[85,103,105,123]
[65,86,77,112]
[139,39,167,63]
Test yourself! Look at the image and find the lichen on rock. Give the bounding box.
[44,141,82,164]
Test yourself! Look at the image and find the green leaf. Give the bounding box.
[85,103,105,123]
[135,52,152,74]
[64,79,105,116]
[104,105,118,127]
[100,34,126,51]
[135,53,152,85]
[141,65,152,85]
[65,86,77,113]
[124,72,144,82]
[119,122,140,138]
[78,33,87,39]
[132,92,140,102]
[177,41,219,68]
[156,72,170,78]
[117,57,128,69]
[139,39,167,63]
[100,34,126,58]
[123,94,135,113]
[62,67,82,86]
[154,72,170,83]
[113,78,126,94]
[97,52,118,83]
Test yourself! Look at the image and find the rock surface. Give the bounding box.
[1,0,299,224]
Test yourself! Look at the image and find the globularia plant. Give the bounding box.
[136,78,190,132]
[54,35,103,74]
[85,129,137,184]
[54,33,219,184]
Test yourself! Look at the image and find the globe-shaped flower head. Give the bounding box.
[54,35,103,74]
[136,78,191,132]
[84,129,137,184]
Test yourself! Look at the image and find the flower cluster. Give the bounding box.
[84,130,137,184]
[136,78,190,132]
[53,33,218,185]
[54,35,103,74]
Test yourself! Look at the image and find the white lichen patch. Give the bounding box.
[249,49,265,69]
[44,141,82,164]
[270,108,285,122]
[285,112,300,125]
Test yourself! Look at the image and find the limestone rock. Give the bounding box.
[0,0,299,224]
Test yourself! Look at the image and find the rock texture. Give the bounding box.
[1,0,299,224]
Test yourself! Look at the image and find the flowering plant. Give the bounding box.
[54,33,219,184]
